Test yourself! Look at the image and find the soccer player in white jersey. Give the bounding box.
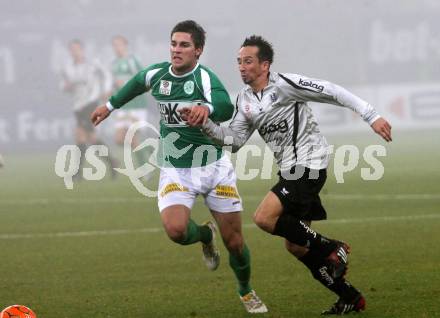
[61,39,117,179]
[91,22,267,313]
[183,35,392,315]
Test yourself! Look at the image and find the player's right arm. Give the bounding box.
[201,96,255,152]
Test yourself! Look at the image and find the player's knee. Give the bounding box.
[224,235,244,255]
[163,224,186,243]
[114,134,124,146]
[114,129,127,146]
[114,137,124,146]
[253,210,275,233]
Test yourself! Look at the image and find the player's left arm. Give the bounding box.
[208,85,234,122]
[280,73,392,142]
[185,70,234,126]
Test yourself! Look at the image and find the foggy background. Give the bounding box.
[1,0,439,154]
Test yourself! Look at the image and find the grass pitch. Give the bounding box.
[1,130,439,317]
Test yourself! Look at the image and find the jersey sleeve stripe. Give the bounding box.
[278,73,319,93]
[200,68,212,103]
[145,68,162,90]
[232,95,239,120]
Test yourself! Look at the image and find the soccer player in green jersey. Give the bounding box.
[91,20,267,313]
[110,35,151,173]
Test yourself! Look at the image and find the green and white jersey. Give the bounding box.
[111,55,146,110]
[107,61,234,168]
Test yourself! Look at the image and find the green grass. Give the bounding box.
[1,130,439,317]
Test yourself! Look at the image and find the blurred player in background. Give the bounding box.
[0,153,4,168]
[110,35,151,174]
[183,35,392,315]
[91,21,267,313]
[61,39,117,179]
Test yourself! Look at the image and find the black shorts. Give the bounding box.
[271,166,327,221]
[74,102,99,133]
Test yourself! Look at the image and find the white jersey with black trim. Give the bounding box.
[61,59,112,111]
[202,72,380,171]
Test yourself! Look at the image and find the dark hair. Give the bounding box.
[241,35,274,64]
[171,20,206,49]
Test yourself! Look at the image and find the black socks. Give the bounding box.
[299,251,360,302]
[273,213,336,256]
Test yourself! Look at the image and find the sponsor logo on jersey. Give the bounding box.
[159,80,172,95]
[215,185,240,199]
[298,78,324,92]
[160,183,189,197]
[159,102,184,126]
[183,80,195,95]
[270,92,277,103]
[244,104,252,119]
[318,266,334,286]
[258,119,289,136]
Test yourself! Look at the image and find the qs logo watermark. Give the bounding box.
[54,122,387,197]
[54,121,160,196]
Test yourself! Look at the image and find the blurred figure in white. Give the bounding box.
[61,39,117,179]
[0,153,4,168]
[110,35,152,177]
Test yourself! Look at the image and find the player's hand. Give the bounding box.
[371,117,392,142]
[115,79,125,88]
[187,105,210,127]
[91,105,111,126]
[178,107,191,122]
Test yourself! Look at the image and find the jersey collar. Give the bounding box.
[168,62,200,78]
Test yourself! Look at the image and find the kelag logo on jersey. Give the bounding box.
[259,119,289,136]
[298,78,324,92]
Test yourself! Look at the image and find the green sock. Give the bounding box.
[179,219,212,245]
[229,244,252,296]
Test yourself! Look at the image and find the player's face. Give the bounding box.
[112,37,127,57]
[69,42,84,63]
[237,46,269,86]
[170,32,202,75]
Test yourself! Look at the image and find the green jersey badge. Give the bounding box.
[184,80,195,95]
